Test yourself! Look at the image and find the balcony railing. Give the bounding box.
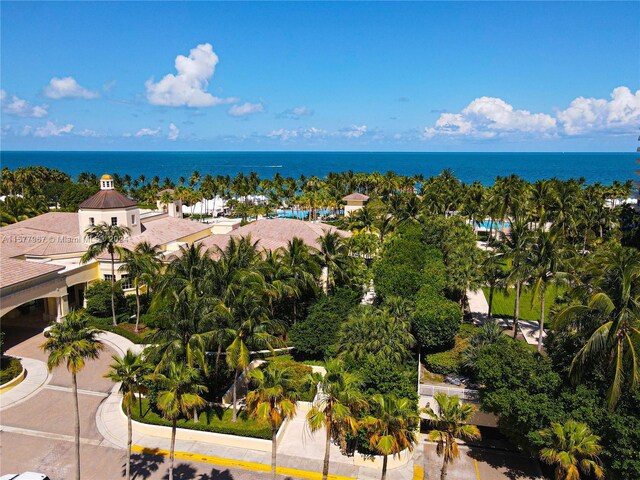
[419,384,480,403]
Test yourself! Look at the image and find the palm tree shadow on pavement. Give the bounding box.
[466,447,542,480]
[162,463,196,480]
[126,452,164,479]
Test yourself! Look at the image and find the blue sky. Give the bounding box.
[1,1,639,151]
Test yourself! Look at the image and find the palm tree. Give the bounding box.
[246,363,298,480]
[498,219,533,338]
[155,362,207,480]
[423,392,481,480]
[538,420,604,480]
[317,230,349,293]
[527,228,567,352]
[557,244,640,407]
[281,237,320,322]
[41,311,104,480]
[336,308,415,364]
[81,222,131,326]
[482,250,506,319]
[104,350,145,480]
[119,242,161,332]
[362,394,419,480]
[307,359,365,480]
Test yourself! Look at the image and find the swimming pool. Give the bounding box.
[276,209,332,219]
[475,220,511,230]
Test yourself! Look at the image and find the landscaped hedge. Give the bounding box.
[423,335,471,375]
[412,290,462,351]
[85,280,126,317]
[290,288,361,360]
[130,398,272,439]
[85,316,152,344]
[0,356,23,385]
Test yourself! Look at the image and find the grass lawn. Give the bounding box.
[482,285,567,322]
[86,316,155,344]
[130,397,273,439]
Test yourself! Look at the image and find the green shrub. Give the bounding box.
[290,289,360,360]
[0,356,23,385]
[424,335,469,375]
[130,398,272,439]
[412,291,462,351]
[85,280,126,317]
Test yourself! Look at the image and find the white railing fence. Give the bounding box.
[419,384,479,402]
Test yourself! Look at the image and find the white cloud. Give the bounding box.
[1,90,48,117]
[338,125,368,138]
[268,127,327,141]
[228,102,264,117]
[425,97,556,138]
[27,121,74,137]
[168,123,180,141]
[76,129,100,137]
[145,43,237,107]
[277,106,313,119]
[135,128,160,137]
[557,86,640,135]
[44,77,99,99]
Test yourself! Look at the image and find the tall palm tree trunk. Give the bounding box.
[232,368,239,422]
[111,252,117,326]
[169,419,177,480]
[322,425,331,480]
[381,454,388,480]
[512,281,521,339]
[135,284,140,333]
[271,425,278,480]
[126,405,132,480]
[72,372,81,480]
[537,294,545,353]
[440,458,448,480]
[488,285,494,318]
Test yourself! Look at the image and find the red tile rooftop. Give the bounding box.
[342,192,370,201]
[78,189,137,209]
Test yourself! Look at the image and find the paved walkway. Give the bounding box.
[0,357,51,411]
[466,289,546,346]
[94,332,415,479]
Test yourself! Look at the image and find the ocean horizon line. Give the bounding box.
[1,150,635,154]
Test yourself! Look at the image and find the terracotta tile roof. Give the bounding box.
[197,218,351,258]
[0,257,64,289]
[79,190,137,209]
[1,212,79,235]
[342,192,369,201]
[107,216,213,259]
[1,214,84,258]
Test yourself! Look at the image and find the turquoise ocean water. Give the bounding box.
[1,151,636,186]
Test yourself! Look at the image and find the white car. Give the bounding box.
[1,474,50,480]
[42,325,54,338]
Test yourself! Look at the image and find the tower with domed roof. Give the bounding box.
[78,174,141,240]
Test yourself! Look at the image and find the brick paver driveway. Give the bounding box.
[0,330,278,480]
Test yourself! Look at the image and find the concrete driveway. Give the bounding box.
[0,330,280,480]
[423,442,543,480]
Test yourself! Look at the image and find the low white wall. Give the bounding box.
[353,448,412,469]
[127,396,292,452]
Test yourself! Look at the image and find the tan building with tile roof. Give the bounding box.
[0,176,212,322]
[193,218,350,259]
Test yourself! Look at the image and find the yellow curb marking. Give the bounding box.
[413,463,424,480]
[474,458,481,479]
[132,445,355,480]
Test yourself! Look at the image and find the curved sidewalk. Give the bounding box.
[0,357,51,411]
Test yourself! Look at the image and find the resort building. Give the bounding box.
[342,192,369,217]
[0,175,350,329]
[0,176,211,326]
